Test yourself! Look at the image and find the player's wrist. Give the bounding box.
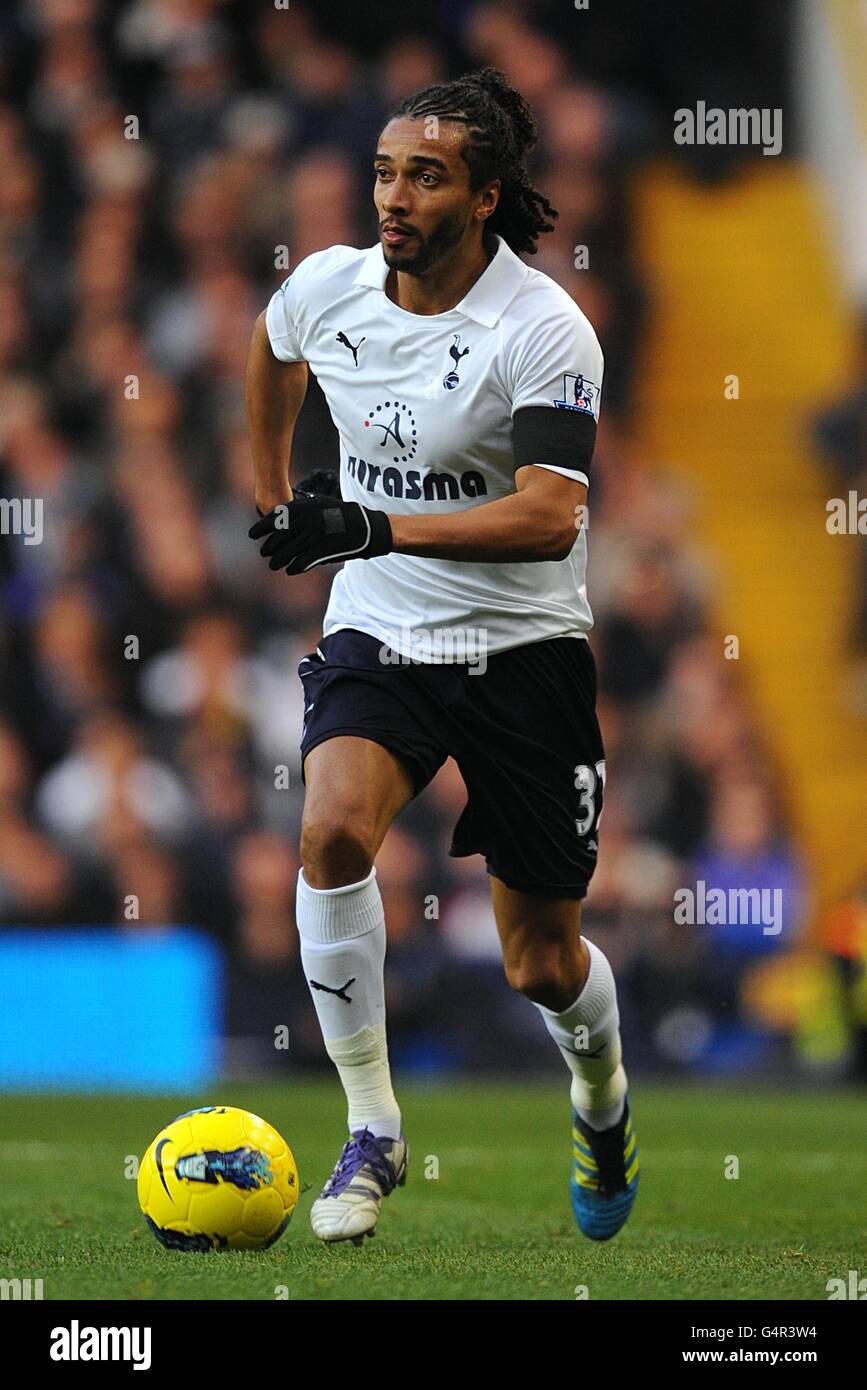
[255,491,291,516]
[363,505,392,558]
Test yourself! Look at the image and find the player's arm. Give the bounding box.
[388,464,586,562]
[245,309,308,515]
[386,396,597,560]
[249,411,594,572]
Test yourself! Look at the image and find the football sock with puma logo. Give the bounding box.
[296,866,402,1140]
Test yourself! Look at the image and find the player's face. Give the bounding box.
[374,118,496,274]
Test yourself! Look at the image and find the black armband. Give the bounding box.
[512,406,597,483]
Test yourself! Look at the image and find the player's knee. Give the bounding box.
[504,949,577,1012]
[300,814,375,888]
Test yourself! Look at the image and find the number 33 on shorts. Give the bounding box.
[574,760,606,840]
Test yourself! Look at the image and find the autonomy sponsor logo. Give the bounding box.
[346,454,487,501]
[362,399,418,461]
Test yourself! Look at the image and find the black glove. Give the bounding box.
[249,494,392,574]
[292,469,341,499]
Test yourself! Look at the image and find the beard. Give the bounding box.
[381,208,470,275]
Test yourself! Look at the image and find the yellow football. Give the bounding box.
[137,1105,299,1251]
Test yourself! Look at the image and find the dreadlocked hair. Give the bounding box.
[388,67,558,256]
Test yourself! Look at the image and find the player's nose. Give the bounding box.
[380,175,412,215]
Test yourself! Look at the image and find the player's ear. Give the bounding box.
[475,180,500,223]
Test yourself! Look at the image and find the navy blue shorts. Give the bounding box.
[298,628,605,900]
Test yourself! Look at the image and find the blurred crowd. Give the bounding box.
[815,309,867,650]
[0,0,811,1077]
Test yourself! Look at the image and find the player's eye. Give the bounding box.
[418,172,438,186]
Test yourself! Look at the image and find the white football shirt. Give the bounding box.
[265,234,603,661]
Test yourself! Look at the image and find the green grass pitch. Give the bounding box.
[0,1080,863,1301]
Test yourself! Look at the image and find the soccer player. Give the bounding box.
[246,68,638,1244]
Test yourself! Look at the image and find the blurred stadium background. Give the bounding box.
[0,0,865,1095]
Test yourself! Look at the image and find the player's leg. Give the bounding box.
[490,877,638,1240]
[298,735,414,1244]
[440,632,639,1236]
[490,881,627,1122]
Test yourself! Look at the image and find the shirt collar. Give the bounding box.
[352,234,527,326]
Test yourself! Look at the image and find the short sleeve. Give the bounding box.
[508,305,604,423]
[265,274,304,363]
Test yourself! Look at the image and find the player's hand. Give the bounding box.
[292,469,341,499]
[249,494,392,573]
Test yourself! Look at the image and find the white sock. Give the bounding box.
[295,866,401,1140]
[535,937,627,1131]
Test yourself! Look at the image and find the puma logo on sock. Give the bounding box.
[564,1041,607,1059]
[309,977,356,1003]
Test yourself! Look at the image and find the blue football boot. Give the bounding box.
[570,1096,639,1240]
